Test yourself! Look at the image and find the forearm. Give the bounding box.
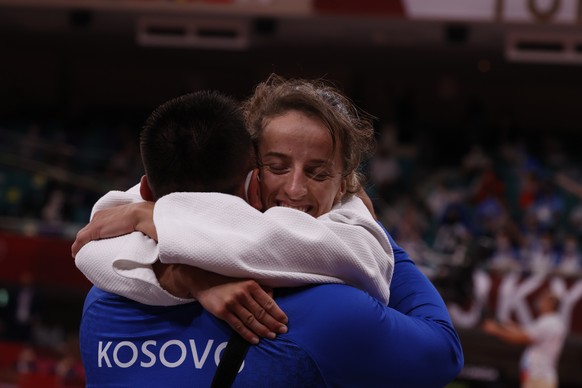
[488,322,532,345]
[293,284,463,387]
[383,229,464,382]
[134,203,157,241]
[152,261,222,299]
[372,310,463,386]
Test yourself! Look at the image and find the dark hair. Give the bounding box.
[242,73,376,198]
[140,91,254,200]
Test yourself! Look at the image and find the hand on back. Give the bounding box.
[71,202,156,257]
[153,262,288,344]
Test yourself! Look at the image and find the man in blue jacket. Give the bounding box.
[82,237,462,387]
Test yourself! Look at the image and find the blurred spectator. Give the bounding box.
[556,235,582,276]
[519,209,543,261]
[388,198,428,244]
[468,164,506,236]
[432,203,473,264]
[488,230,521,272]
[482,289,567,388]
[369,123,402,198]
[424,180,455,222]
[5,272,40,343]
[523,232,560,275]
[461,145,493,180]
[530,179,564,232]
[474,195,506,238]
[519,170,542,211]
[469,166,504,204]
[567,204,582,237]
[541,135,568,170]
[41,189,66,224]
[15,345,38,375]
[19,124,43,161]
[383,197,443,277]
[54,333,84,385]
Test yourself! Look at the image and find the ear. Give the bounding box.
[247,168,263,211]
[334,177,348,204]
[139,175,155,201]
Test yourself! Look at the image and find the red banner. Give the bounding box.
[0,233,91,291]
[313,0,405,16]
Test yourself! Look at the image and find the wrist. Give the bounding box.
[172,264,208,299]
[153,262,195,298]
[134,202,157,240]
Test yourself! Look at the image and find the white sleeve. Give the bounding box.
[75,232,189,305]
[75,184,191,305]
[155,193,394,304]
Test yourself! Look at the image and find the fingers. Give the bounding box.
[257,290,288,325]
[217,283,288,345]
[71,211,108,258]
[71,231,85,258]
[212,304,267,345]
[71,224,99,258]
[71,204,143,258]
[222,313,260,345]
[246,285,288,332]
[195,278,289,345]
[225,296,287,343]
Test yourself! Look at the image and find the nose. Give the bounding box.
[283,169,308,200]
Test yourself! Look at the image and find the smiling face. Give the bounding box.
[257,110,347,217]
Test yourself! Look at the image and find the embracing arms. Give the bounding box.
[74,187,393,304]
[73,183,393,342]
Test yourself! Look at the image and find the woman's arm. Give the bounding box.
[75,191,394,304]
[384,229,464,383]
[297,224,462,384]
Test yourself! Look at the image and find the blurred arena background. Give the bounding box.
[1,0,582,387]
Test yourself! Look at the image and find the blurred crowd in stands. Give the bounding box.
[368,122,582,283]
[0,118,143,238]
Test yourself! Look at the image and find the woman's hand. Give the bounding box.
[71,202,156,257]
[153,262,288,345]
